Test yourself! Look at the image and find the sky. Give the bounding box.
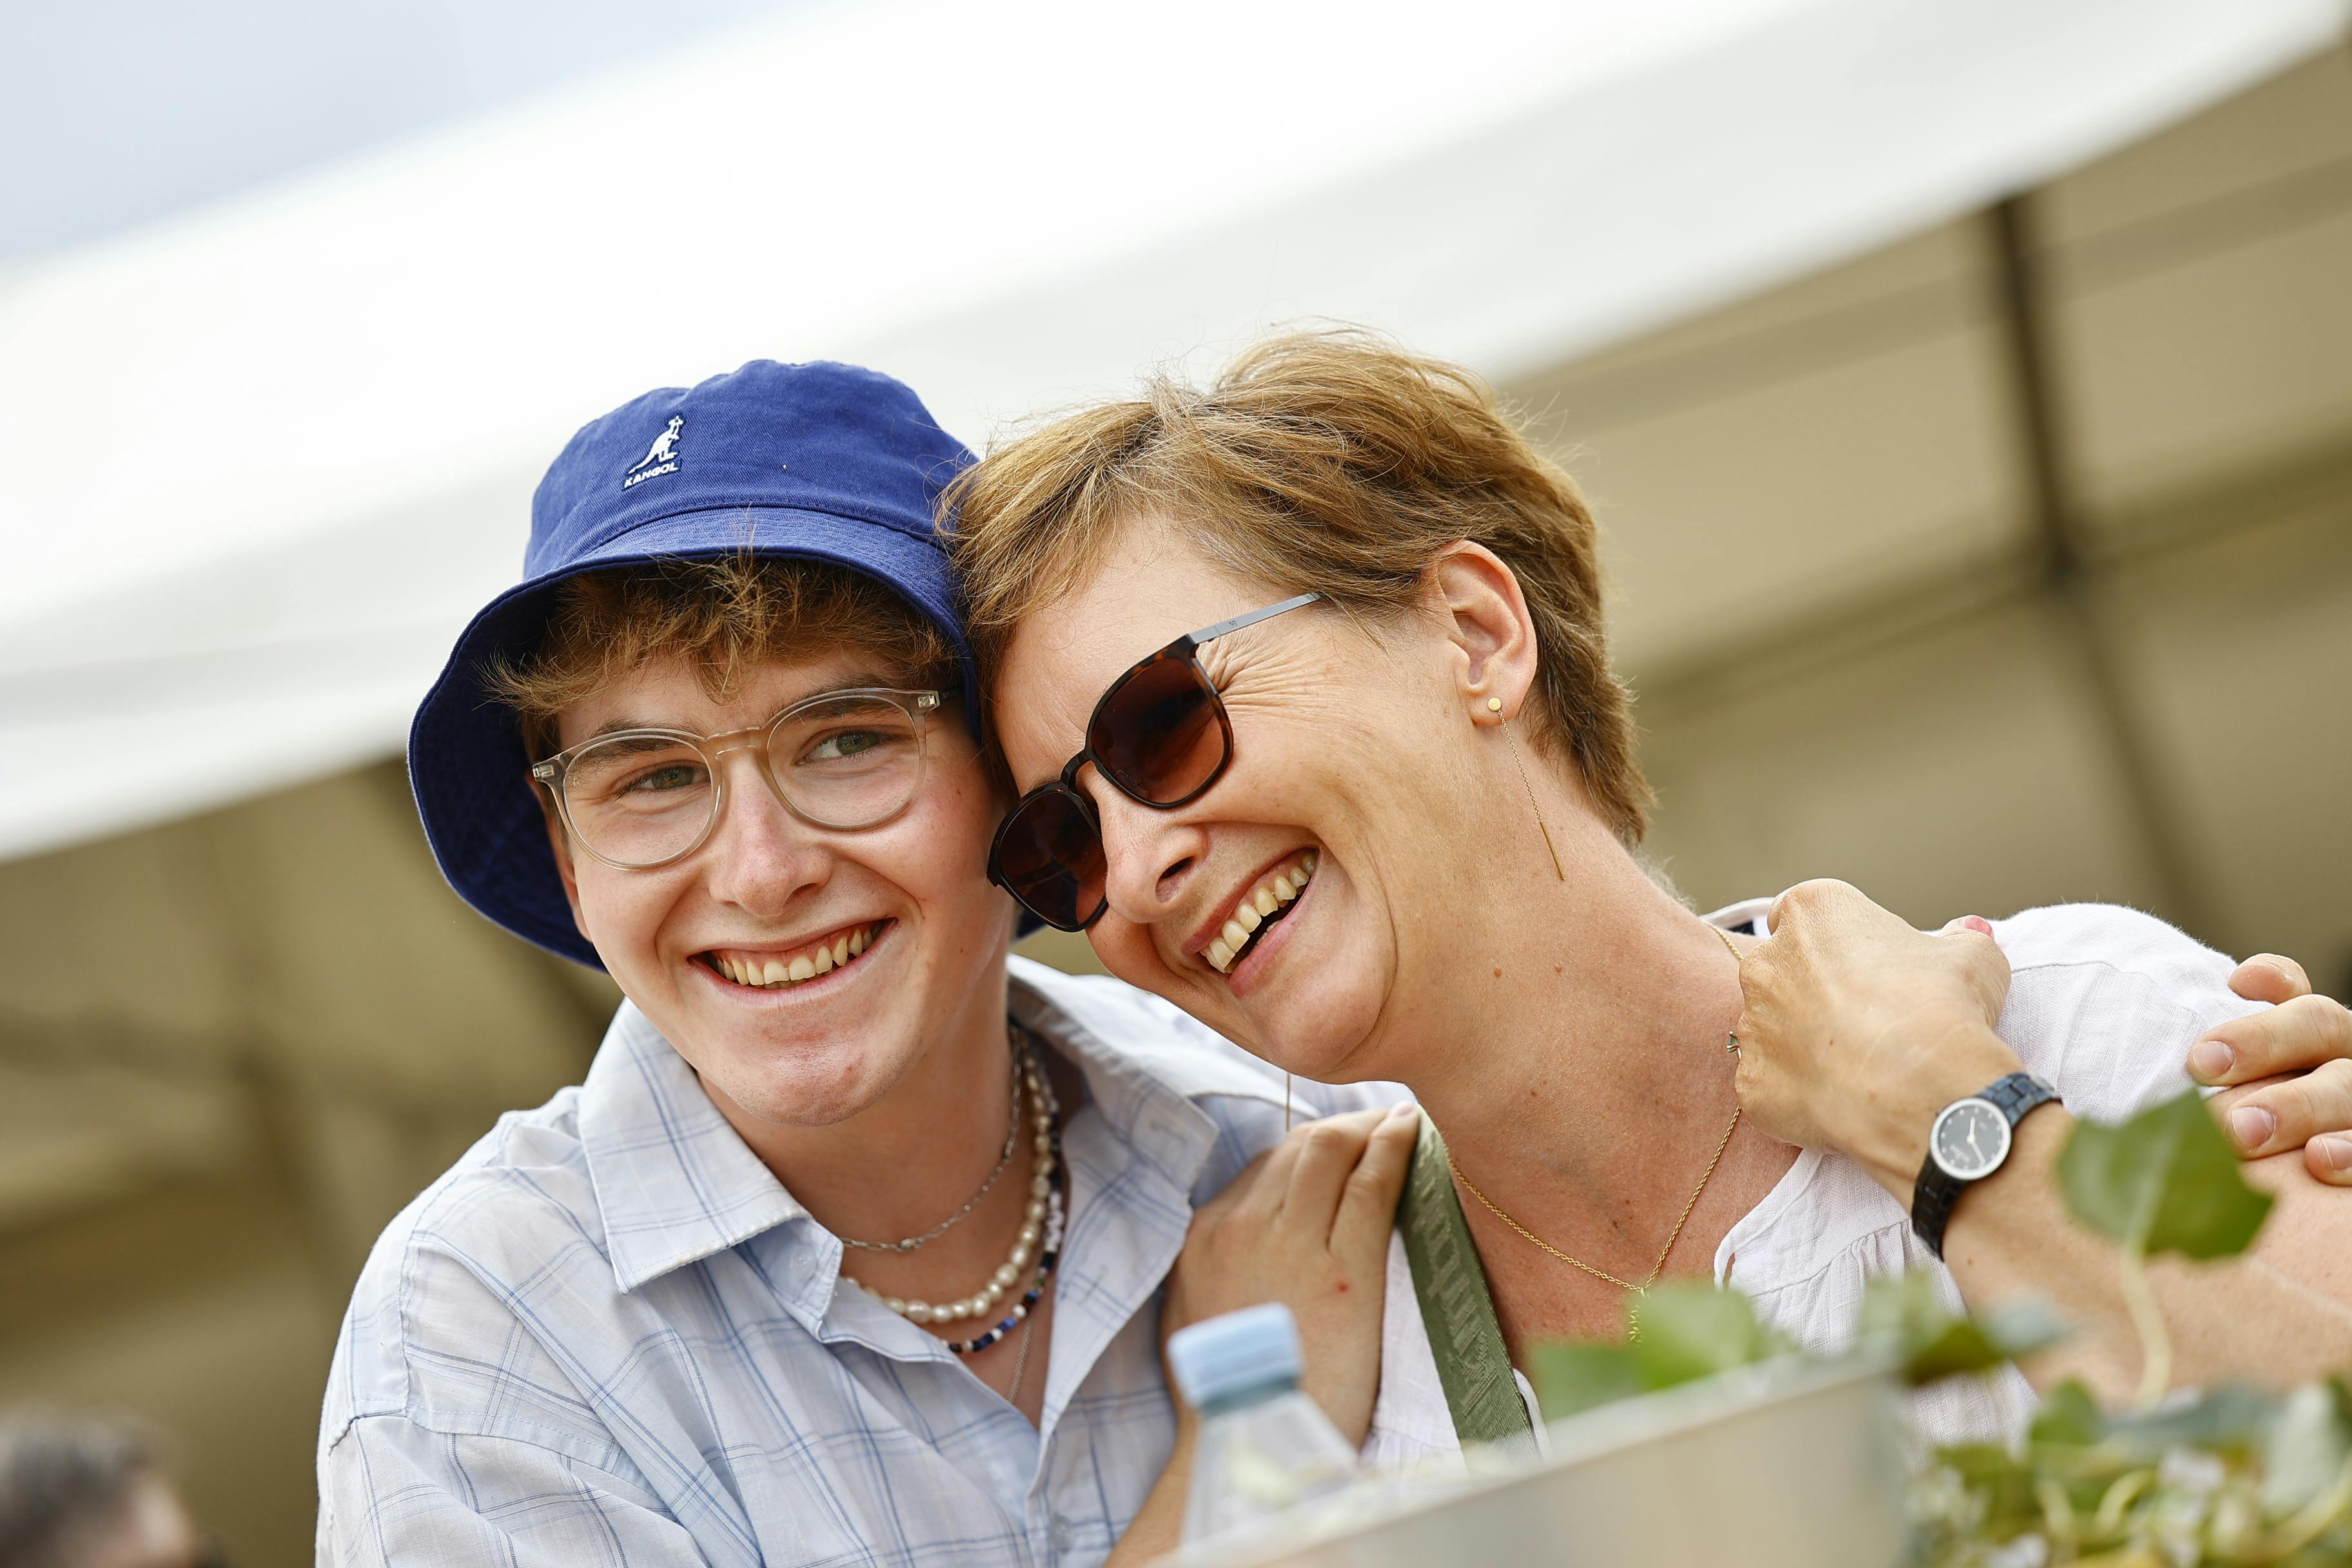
[0,0,810,267]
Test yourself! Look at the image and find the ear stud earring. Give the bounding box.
[1488,696,1565,881]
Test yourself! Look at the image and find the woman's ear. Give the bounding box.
[1426,541,1541,721]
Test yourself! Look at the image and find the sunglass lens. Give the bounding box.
[1091,654,1227,805]
[996,790,1108,930]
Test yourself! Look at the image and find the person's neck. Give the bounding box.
[1398,824,1754,1276]
[709,964,1023,1248]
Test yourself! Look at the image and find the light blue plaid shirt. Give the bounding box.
[317,957,1384,1567]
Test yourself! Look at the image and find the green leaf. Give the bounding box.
[2056,1090,2275,1260]
[2260,1382,2352,1516]
[1932,1442,2041,1531]
[1858,1273,2069,1386]
[1527,1286,1792,1420]
[1858,1270,1949,1344]
[2028,1379,2108,1448]
[1524,1342,1645,1420]
[1628,1283,1787,1387]
[2105,1384,2276,1461]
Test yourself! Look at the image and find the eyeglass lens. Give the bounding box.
[992,789,1109,930]
[558,694,928,866]
[1088,652,1228,805]
[997,652,1232,927]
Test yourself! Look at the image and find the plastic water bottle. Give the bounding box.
[1168,1303,1361,1545]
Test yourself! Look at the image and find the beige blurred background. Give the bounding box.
[1,40,2347,1567]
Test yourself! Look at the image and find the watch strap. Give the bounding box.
[1910,1072,2059,1260]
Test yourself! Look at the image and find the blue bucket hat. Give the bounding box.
[409,359,979,969]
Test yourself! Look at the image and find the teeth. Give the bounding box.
[1204,852,1322,978]
[712,922,883,988]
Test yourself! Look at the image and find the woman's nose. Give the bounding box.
[1088,774,1204,925]
[700,753,828,914]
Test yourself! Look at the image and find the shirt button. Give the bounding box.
[1048,1515,1076,1552]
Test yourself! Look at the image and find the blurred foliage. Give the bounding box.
[2059,1091,2274,1262]
[1524,1090,2352,1565]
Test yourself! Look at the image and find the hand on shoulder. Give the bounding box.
[2193,952,2352,1185]
[1162,1102,1420,1446]
[1732,879,2352,1185]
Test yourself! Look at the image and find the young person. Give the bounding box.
[950,331,2352,1459]
[316,360,1419,1567]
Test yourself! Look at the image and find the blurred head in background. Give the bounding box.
[0,1413,209,1568]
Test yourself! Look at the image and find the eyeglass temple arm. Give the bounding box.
[1186,592,1322,647]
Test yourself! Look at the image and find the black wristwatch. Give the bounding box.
[1910,1072,2061,1259]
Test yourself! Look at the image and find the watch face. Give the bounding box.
[1930,1098,2012,1182]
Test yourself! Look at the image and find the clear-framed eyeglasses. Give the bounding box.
[531,687,945,870]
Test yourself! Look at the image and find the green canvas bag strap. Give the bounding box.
[1396,1113,1533,1445]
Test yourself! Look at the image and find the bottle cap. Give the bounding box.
[1167,1303,1303,1408]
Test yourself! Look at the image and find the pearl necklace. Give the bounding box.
[849,1032,1065,1351]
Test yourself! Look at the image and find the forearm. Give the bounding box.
[1936,1113,2352,1400]
[1104,1425,1195,1567]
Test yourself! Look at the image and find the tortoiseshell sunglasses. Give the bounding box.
[988,593,1321,930]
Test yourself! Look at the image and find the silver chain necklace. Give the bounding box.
[838,1026,1023,1254]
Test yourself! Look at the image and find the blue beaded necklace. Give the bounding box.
[944,1144,1064,1356]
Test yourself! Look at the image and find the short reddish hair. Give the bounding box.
[949,330,1650,844]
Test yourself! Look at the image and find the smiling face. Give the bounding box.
[994,518,1540,1085]
[547,649,1014,1130]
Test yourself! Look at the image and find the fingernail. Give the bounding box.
[2227,1104,2275,1152]
[1959,916,1993,937]
[1387,1099,1420,1120]
[2188,1039,2235,1082]
[2314,1135,2351,1175]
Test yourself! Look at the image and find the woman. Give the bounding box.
[950,331,2352,1457]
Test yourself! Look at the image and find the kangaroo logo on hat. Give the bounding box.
[622,416,684,489]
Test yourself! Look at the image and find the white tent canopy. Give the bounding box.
[0,0,2338,860]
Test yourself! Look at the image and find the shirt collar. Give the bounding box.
[578,1003,808,1295]
[577,959,1262,1300]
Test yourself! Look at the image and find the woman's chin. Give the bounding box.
[1234,996,1383,1086]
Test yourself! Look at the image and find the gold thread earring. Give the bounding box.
[1489,696,1565,881]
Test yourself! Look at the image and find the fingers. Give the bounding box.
[1932,920,2010,1019]
[1193,1146,1275,1230]
[2229,953,2313,1006]
[1275,1109,1384,1232]
[1765,877,1865,936]
[1331,1102,1420,1258]
[2187,993,2352,1086]
[2311,1135,2352,1186]
[2213,1059,2352,1160]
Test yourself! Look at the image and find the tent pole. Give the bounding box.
[1985,194,2214,941]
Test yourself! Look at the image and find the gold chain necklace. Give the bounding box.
[1447,925,1749,1338]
